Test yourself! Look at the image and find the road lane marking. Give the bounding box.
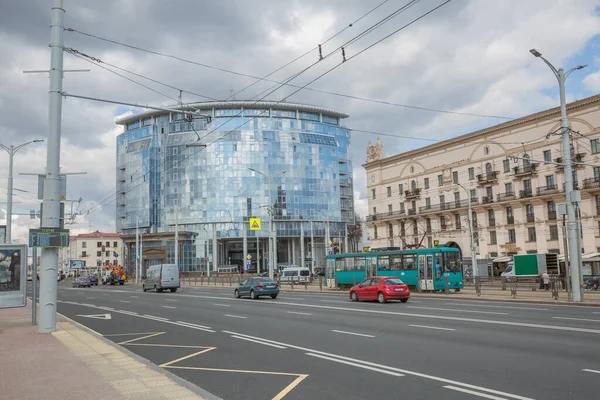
[143,315,169,321]
[86,297,95,300]
[451,303,547,311]
[410,324,456,331]
[288,297,305,300]
[119,310,139,316]
[213,303,230,307]
[119,300,131,303]
[224,314,247,319]
[320,300,348,304]
[96,306,114,311]
[224,330,533,400]
[332,330,374,338]
[166,299,178,302]
[444,385,508,400]
[286,311,312,316]
[583,369,600,374]
[162,306,176,309]
[306,353,403,377]
[407,306,509,315]
[174,321,213,330]
[231,335,287,349]
[553,317,600,323]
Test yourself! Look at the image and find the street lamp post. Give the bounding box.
[456,183,477,276]
[530,48,586,302]
[249,168,286,280]
[0,139,44,243]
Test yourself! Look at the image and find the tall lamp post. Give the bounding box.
[456,183,477,276]
[249,168,286,280]
[0,139,44,243]
[530,48,586,302]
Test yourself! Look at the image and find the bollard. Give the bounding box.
[319,276,323,292]
[511,278,517,298]
[195,276,197,286]
[229,276,232,287]
[304,280,308,291]
[222,277,225,286]
[501,277,507,291]
[291,279,294,290]
[475,276,481,297]
[551,277,559,300]
[444,275,449,295]
[532,278,537,291]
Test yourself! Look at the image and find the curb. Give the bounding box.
[58,312,223,400]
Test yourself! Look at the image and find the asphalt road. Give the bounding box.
[51,282,600,400]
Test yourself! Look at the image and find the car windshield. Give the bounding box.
[384,278,404,285]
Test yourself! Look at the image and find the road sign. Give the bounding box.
[247,254,252,260]
[249,218,261,230]
[77,313,112,320]
[328,240,332,246]
[434,240,440,247]
[328,250,333,255]
[363,246,370,252]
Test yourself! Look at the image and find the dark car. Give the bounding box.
[86,275,99,286]
[72,276,91,288]
[235,277,279,300]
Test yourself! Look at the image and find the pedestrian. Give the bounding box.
[541,271,550,291]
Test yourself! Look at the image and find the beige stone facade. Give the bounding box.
[59,231,123,274]
[363,94,600,261]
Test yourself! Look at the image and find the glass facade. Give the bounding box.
[116,101,354,271]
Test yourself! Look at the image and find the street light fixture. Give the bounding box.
[248,168,287,280]
[529,48,586,302]
[0,139,45,243]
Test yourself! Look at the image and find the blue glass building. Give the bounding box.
[116,101,354,272]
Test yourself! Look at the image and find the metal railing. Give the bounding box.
[537,185,559,196]
[514,164,538,176]
[477,171,499,183]
[497,192,516,202]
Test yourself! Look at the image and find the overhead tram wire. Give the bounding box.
[81,0,455,217]
[65,5,511,122]
[228,0,392,100]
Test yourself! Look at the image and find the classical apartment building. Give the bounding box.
[59,231,123,274]
[364,94,600,265]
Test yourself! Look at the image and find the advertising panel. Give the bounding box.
[0,244,28,308]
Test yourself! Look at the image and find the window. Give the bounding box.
[527,227,537,242]
[503,159,510,173]
[113,242,118,248]
[411,200,416,212]
[547,201,556,212]
[454,192,461,207]
[454,213,461,229]
[523,179,532,193]
[470,189,477,201]
[505,182,513,194]
[544,150,552,162]
[172,148,178,155]
[411,180,417,190]
[413,223,418,235]
[106,251,110,257]
[485,162,493,175]
[439,195,445,207]
[399,184,404,194]
[592,138,600,154]
[173,173,178,181]
[399,203,405,213]
[97,242,102,248]
[388,224,393,237]
[453,171,458,184]
[508,229,516,243]
[468,167,474,180]
[440,216,447,230]
[486,186,493,199]
[410,166,415,173]
[97,251,102,257]
[488,209,495,223]
[425,197,431,208]
[373,207,376,215]
[105,241,110,247]
[546,175,555,188]
[526,204,534,217]
[388,204,393,214]
[400,222,406,236]
[523,154,531,169]
[82,251,87,257]
[490,231,497,245]
[372,189,376,200]
[506,206,514,223]
[426,218,432,232]
[82,242,87,248]
[424,178,429,189]
[373,226,378,239]
[387,186,392,197]
[438,174,443,187]
[550,225,559,240]
[594,167,600,182]
[484,146,489,155]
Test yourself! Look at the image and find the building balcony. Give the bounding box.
[407,208,417,216]
[526,214,535,223]
[488,219,496,227]
[519,189,534,199]
[548,210,557,220]
[339,178,350,187]
[513,164,538,177]
[404,189,421,199]
[419,199,477,214]
[119,178,126,183]
[440,224,447,231]
[555,153,585,169]
[477,171,499,184]
[506,217,515,225]
[583,178,600,190]
[536,185,559,196]
[562,182,580,191]
[481,196,494,204]
[497,192,516,202]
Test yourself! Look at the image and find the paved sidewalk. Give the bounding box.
[0,303,219,400]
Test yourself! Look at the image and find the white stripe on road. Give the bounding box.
[332,330,374,338]
[96,306,114,311]
[407,306,508,315]
[162,306,176,309]
[119,310,138,316]
[444,385,508,400]
[119,300,131,303]
[450,303,547,311]
[231,335,287,349]
[321,300,348,304]
[410,324,456,332]
[306,353,403,377]
[582,369,600,374]
[86,297,95,300]
[144,315,169,321]
[223,330,533,400]
[213,304,230,307]
[286,311,312,316]
[174,321,213,330]
[166,299,178,302]
[224,314,247,319]
[553,317,600,323]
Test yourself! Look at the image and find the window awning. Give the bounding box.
[493,256,512,263]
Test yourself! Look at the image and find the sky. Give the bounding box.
[0,0,599,245]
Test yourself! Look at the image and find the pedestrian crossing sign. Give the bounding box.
[249,218,261,231]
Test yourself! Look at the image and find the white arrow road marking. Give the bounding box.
[77,313,112,320]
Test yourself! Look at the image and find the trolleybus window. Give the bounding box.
[353,257,366,271]
[443,252,461,272]
[391,255,402,270]
[403,253,417,270]
[378,256,390,271]
[335,258,345,272]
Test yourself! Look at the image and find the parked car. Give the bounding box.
[279,266,312,284]
[349,276,410,303]
[72,276,91,288]
[142,264,180,293]
[235,277,279,300]
[87,274,99,286]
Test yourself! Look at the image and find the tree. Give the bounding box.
[347,213,363,253]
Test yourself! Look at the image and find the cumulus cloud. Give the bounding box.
[584,71,600,92]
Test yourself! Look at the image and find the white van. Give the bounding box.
[279,266,312,283]
[143,264,180,293]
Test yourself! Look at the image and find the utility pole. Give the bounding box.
[310,221,315,274]
[174,208,179,268]
[530,49,586,302]
[38,0,65,333]
[135,219,139,283]
[457,184,477,276]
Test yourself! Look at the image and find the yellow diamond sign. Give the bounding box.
[249,218,261,231]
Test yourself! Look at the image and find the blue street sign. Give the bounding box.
[178,263,182,268]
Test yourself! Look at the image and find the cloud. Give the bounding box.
[0,0,599,245]
[584,71,600,92]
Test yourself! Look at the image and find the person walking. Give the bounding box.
[541,271,550,291]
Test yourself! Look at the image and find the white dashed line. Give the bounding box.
[553,316,600,323]
[224,314,247,319]
[444,385,507,400]
[332,329,374,338]
[286,311,312,316]
[583,369,600,374]
[213,304,230,307]
[162,306,176,309]
[410,324,456,331]
[231,335,287,349]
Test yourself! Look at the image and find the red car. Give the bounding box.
[349,276,410,303]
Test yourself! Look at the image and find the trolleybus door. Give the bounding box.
[418,254,434,290]
[366,256,377,278]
